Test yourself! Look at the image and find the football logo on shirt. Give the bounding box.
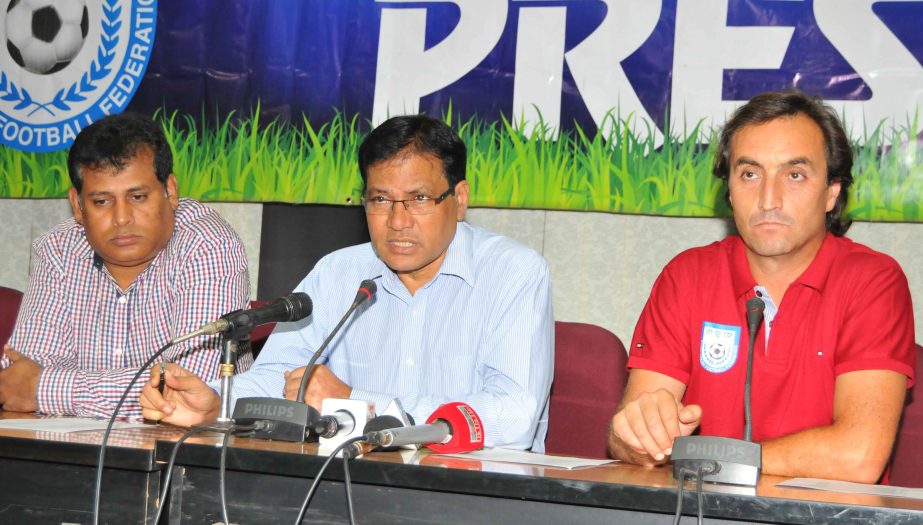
[700,322,741,373]
[0,0,156,152]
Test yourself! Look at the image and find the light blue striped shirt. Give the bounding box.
[229,221,554,451]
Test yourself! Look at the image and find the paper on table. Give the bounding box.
[439,447,616,469]
[778,478,923,500]
[0,417,150,433]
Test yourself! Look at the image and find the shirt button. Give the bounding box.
[411,309,419,317]
[118,296,128,305]
[406,358,414,367]
[114,348,123,356]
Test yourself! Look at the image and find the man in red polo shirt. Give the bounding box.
[607,91,915,483]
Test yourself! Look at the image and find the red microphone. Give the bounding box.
[355,402,484,455]
[424,402,484,454]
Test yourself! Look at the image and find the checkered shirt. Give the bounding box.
[6,199,252,418]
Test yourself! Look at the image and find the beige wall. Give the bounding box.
[1,199,920,344]
[466,209,923,346]
[0,199,263,300]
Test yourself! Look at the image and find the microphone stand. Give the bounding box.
[670,298,765,487]
[232,282,376,442]
[216,337,239,425]
[197,318,249,431]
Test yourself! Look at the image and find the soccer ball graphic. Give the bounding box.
[5,0,89,75]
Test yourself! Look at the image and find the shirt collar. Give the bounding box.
[729,232,838,298]
[435,221,475,287]
[375,221,476,292]
[792,232,838,292]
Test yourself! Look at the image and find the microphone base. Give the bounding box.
[671,436,761,487]
[231,397,322,442]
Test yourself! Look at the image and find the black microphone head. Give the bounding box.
[354,279,377,305]
[363,415,403,433]
[746,296,765,315]
[363,415,405,451]
[283,292,313,321]
[746,296,765,331]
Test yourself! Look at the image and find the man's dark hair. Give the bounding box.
[67,112,173,193]
[358,115,466,187]
[713,90,854,236]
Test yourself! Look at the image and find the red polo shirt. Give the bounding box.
[628,234,915,442]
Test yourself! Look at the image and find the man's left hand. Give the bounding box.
[283,365,352,409]
[0,346,40,412]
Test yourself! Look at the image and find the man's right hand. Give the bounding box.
[608,386,702,466]
[140,362,220,427]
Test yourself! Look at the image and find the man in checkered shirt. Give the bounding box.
[0,113,251,419]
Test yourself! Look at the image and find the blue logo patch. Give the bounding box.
[700,321,741,374]
[0,0,157,152]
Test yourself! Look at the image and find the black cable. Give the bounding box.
[152,425,213,525]
[696,465,706,525]
[219,428,234,525]
[93,340,175,525]
[343,453,356,525]
[151,423,259,525]
[293,436,366,525]
[694,462,717,525]
[672,467,691,525]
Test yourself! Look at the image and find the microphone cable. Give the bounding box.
[672,461,717,525]
[218,425,237,525]
[152,425,214,525]
[294,435,366,525]
[673,467,691,525]
[342,453,356,525]
[93,339,177,525]
[151,421,262,525]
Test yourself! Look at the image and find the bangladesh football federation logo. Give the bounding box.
[700,321,741,374]
[0,0,156,152]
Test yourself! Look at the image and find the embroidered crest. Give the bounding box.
[700,322,741,373]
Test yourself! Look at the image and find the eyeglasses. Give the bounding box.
[360,186,455,215]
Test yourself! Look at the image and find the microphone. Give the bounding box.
[353,279,376,306]
[743,297,765,442]
[424,401,483,454]
[746,297,765,336]
[171,292,313,344]
[346,402,484,458]
[670,296,765,487]
[366,420,449,448]
[343,415,405,459]
[232,281,377,442]
[295,279,377,402]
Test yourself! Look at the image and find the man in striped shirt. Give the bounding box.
[0,113,251,419]
[142,115,554,451]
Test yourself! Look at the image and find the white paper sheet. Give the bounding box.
[440,447,616,469]
[0,417,149,433]
[778,478,923,500]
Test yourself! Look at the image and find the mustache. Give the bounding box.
[749,211,793,227]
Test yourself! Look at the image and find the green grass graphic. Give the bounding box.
[0,108,920,222]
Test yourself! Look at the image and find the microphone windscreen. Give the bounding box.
[355,279,377,304]
[286,292,313,321]
[425,402,484,454]
[746,296,765,332]
[363,415,403,433]
[363,414,404,452]
[746,296,765,315]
